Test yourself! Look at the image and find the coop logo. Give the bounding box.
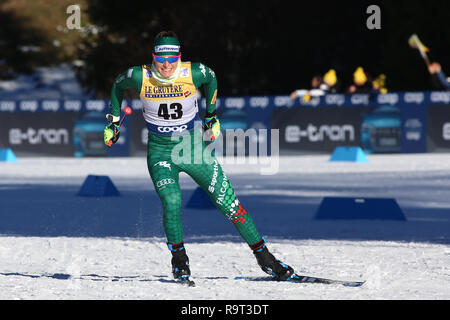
[377,93,399,105]
[156,178,175,188]
[274,96,294,107]
[404,118,423,141]
[300,96,320,107]
[42,100,60,112]
[431,92,450,104]
[157,124,187,133]
[225,98,245,109]
[64,100,82,111]
[404,92,424,104]
[19,100,39,112]
[351,94,370,105]
[0,101,16,112]
[85,100,106,112]
[285,124,355,143]
[325,94,345,106]
[9,128,69,145]
[249,96,269,108]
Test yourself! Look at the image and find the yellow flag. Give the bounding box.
[408,34,430,53]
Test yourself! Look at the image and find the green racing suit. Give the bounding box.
[109,62,263,248]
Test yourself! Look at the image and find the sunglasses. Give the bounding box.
[152,53,181,64]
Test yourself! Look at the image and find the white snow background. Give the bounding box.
[0,154,449,300]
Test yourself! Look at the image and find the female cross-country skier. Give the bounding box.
[104,31,294,285]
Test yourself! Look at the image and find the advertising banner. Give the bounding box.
[129,115,148,155]
[400,105,427,153]
[0,111,130,157]
[272,107,363,153]
[72,111,129,157]
[360,105,402,154]
[427,105,450,152]
[0,113,75,156]
[1,92,445,156]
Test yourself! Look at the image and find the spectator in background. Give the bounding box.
[347,67,372,94]
[321,69,340,93]
[290,75,322,100]
[311,75,323,90]
[371,74,388,94]
[428,62,450,90]
[290,69,341,102]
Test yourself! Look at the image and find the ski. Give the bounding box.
[235,273,365,287]
[289,273,365,287]
[176,275,196,287]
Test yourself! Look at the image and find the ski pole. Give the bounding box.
[118,106,133,127]
[107,106,133,147]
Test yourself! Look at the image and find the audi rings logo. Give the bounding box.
[157,125,188,133]
[156,178,175,188]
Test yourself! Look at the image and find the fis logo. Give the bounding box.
[180,68,189,78]
[154,161,172,171]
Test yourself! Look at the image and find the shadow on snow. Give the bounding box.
[0,183,449,244]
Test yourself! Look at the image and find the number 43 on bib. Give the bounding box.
[157,103,183,120]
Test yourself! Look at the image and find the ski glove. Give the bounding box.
[204,115,221,140]
[104,114,121,147]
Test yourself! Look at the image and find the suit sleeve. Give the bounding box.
[191,62,218,118]
[110,66,143,119]
[436,71,450,90]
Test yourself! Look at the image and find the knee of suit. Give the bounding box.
[160,191,182,210]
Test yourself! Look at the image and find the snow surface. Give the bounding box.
[0,154,449,300]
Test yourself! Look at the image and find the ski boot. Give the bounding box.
[252,240,294,281]
[168,242,195,286]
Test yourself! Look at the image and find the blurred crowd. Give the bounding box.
[291,60,450,102]
[428,62,450,90]
[290,67,387,102]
